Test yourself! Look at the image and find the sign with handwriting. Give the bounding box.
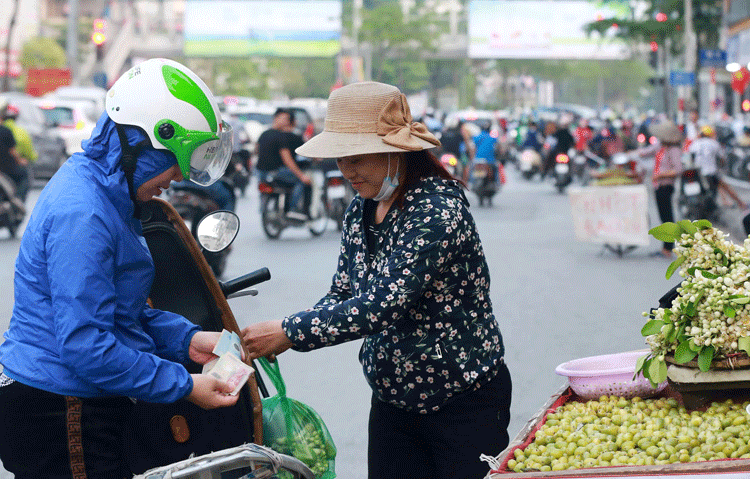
[569,185,650,246]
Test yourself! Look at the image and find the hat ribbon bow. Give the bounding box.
[377,94,440,151]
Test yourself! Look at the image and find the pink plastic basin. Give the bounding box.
[555,350,668,400]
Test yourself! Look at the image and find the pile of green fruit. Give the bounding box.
[507,395,750,472]
[637,220,750,387]
[271,423,335,477]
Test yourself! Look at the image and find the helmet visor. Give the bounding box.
[189,121,233,186]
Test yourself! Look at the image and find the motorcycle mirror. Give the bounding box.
[196,211,240,252]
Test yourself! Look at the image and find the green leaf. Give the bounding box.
[648,358,668,385]
[633,354,648,380]
[724,304,736,318]
[649,222,682,242]
[666,256,686,279]
[641,319,665,336]
[697,270,718,279]
[731,297,750,305]
[698,346,715,372]
[641,357,653,381]
[694,219,712,230]
[686,301,696,317]
[674,340,699,364]
[689,339,702,352]
[739,337,750,356]
[663,323,675,343]
[678,220,698,235]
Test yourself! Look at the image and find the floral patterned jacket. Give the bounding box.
[282,177,505,413]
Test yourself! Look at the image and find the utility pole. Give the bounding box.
[67,0,79,85]
[3,0,18,92]
[683,0,698,119]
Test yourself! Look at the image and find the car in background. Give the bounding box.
[45,86,107,121]
[36,99,97,157]
[2,92,68,180]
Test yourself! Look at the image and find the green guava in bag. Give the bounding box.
[258,357,336,479]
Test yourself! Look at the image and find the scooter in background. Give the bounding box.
[258,161,330,239]
[167,177,236,278]
[470,158,501,207]
[0,171,25,238]
[552,152,573,193]
[677,154,714,222]
[518,148,542,180]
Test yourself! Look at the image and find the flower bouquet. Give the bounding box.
[636,220,750,388]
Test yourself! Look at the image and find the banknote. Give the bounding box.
[207,351,254,396]
[212,329,243,360]
[201,357,219,375]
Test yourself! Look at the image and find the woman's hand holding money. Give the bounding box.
[241,320,293,360]
[186,374,239,409]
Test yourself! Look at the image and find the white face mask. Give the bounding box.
[373,154,400,202]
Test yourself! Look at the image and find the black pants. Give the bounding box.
[0,380,132,479]
[655,184,675,251]
[2,166,29,202]
[368,361,511,479]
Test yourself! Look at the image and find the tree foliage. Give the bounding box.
[20,37,67,69]
[585,0,723,55]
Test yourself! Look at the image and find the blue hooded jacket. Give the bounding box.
[0,113,200,402]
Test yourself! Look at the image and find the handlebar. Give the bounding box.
[220,267,271,298]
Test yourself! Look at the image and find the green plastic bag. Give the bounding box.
[258,357,336,479]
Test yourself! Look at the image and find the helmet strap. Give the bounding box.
[115,124,149,219]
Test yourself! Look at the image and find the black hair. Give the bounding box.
[393,149,464,209]
[274,108,291,119]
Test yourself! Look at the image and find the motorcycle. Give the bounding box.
[552,151,573,193]
[677,154,714,222]
[129,198,314,479]
[167,177,236,278]
[470,158,501,207]
[0,171,25,238]
[258,161,330,239]
[518,148,542,180]
[325,166,352,232]
[440,153,462,180]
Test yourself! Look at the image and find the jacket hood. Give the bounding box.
[82,112,178,191]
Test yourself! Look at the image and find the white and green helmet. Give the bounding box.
[106,58,232,186]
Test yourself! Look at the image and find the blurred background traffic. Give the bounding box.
[1,1,749,190]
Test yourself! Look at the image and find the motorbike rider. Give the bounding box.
[255,108,311,220]
[689,125,746,209]
[3,100,38,167]
[543,117,575,178]
[469,120,498,182]
[520,120,543,152]
[574,119,594,153]
[0,98,30,203]
[0,59,239,479]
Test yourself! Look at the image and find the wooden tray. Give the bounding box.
[665,353,750,370]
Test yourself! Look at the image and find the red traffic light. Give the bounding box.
[650,41,659,52]
[656,12,667,22]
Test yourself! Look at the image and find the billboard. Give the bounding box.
[184,0,342,57]
[468,0,629,60]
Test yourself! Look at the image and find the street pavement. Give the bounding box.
[0,168,731,478]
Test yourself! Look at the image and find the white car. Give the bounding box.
[36,99,97,156]
[45,86,107,120]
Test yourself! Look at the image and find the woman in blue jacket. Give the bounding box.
[0,59,237,479]
[242,82,512,479]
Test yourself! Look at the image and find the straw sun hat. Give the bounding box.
[649,120,683,144]
[295,82,441,159]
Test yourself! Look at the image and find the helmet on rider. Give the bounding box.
[106,58,233,187]
[700,125,715,138]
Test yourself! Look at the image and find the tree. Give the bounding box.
[584,0,723,60]
[359,2,443,93]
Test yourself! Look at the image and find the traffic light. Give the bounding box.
[92,18,106,61]
[649,50,658,69]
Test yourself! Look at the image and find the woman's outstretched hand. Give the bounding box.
[241,320,293,360]
[186,374,239,409]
